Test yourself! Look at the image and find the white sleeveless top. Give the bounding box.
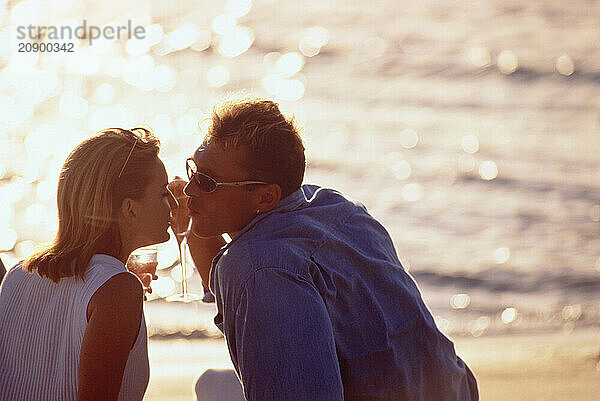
[0,254,149,401]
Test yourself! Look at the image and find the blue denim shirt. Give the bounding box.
[210,185,478,401]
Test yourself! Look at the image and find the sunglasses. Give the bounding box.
[186,158,268,193]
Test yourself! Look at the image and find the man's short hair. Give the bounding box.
[205,98,305,198]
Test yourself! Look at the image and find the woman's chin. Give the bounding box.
[151,230,171,244]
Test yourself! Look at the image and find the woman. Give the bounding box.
[0,128,175,401]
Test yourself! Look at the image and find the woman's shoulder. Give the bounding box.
[0,261,26,292]
[84,254,128,283]
[85,261,143,323]
[78,254,138,304]
[88,272,142,311]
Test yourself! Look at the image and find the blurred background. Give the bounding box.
[0,0,599,350]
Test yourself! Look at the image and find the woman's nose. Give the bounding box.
[183,180,197,197]
[167,191,178,211]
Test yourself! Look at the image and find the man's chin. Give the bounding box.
[190,224,222,239]
[190,231,221,239]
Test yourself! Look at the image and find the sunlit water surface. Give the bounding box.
[1,0,599,338]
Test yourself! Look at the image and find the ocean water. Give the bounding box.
[0,0,599,338]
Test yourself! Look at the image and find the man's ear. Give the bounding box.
[256,183,282,213]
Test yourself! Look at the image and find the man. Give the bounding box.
[0,257,5,284]
[178,98,478,400]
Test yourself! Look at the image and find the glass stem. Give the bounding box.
[180,236,189,296]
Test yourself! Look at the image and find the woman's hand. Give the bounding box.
[126,260,158,300]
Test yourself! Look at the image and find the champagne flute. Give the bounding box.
[166,218,202,303]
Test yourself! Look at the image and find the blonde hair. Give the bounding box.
[24,128,160,282]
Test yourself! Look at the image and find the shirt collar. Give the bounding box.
[240,186,308,235]
[211,185,312,265]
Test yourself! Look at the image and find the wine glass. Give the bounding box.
[127,246,158,299]
[166,220,202,303]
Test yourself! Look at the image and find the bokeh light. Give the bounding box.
[451,294,471,309]
[153,65,178,93]
[467,46,491,68]
[461,134,479,154]
[276,52,305,77]
[401,183,424,202]
[11,0,43,25]
[0,95,18,127]
[123,56,155,91]
[399,129,419,149]
[501,307,518,324]
[14,240,35,259]
[146,24,165,46]
[92,83,116,105]
[150,114,175,143]
[434,316,452,334]
[556,54,574,76]
[206,65,230,87]
[36,178,57,201]
[469,316,490,337]
[497,50,518,75]
[59,92,89,119]
[391,160,411,180]
[25,203,48,226]
[126,37,151,56]
[176,113,200,135]
[478,160,498,180]
[0,229,17,252]
[1,179,27,204]
[263,52,281,73]
[190,29,212,52]
[458,154,476,172]
[561,304,582,320]
[167,23,201,51]
[494,247,511,264]
[225,0,253,18]
[65,48,101,75]
[211,14,237,35]
[105,56,127,78]
[217,26,254,57]
[88,104,135,132]
[299,26,330,57]
[262,74,305,101]
[0,203,12,228]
